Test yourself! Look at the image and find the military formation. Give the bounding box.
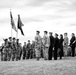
[0,31,76,61]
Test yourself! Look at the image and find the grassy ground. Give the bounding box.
[0,57,76,75]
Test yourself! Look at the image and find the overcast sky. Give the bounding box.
[0,0,76,45]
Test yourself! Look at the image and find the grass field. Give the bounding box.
[0,57,76,75]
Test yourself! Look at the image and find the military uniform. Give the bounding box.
[26,42,31,59]
[35,35,42,60]
[64,36,69,57]
[70,35,76,57]
[42,35,49,60]
[12,41,17,61]
[31,42,35,59]
[2,40,8,61]
[23,44,27,60]
[54,34,59,60]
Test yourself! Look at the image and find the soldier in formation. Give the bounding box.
[0,31,76,61]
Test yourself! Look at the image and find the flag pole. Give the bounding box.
[11,25,13,38]
[16,26,18,39]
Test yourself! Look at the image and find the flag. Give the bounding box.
[10,10,17,32]
[17,14,24,36]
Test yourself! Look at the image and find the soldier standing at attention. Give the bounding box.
[31,41,35,58]
[53,33,59,60]
[26,40,31,59]
[35,31,42,60]
[42,31,50,60]
[70,33,76,57]
[59,34,64,59]
[31,41,35,59]
[12,37,17,61]
[23,42,27,60]
[2,39,8,61]
[7,37,13,61]
[16,39,20,61]
[48,32,54,60]
[64,33,69,57]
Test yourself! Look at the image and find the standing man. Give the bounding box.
[48,32,54,60]
[31,41,35,59]
[53,33,59,60]
[23,42,27,60]
[26,40,31,59]
[59,34,64,59]
[64,33,69,57]
[12,37,17,61]
[35,31,42,60]
[70,33,76,57]
[43,31,50,60]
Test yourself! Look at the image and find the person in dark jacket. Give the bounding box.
[48,32,54,60]
[54,33,59,60]
[59,34,64,59]
[70,33,76,57]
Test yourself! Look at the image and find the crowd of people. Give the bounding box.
[0,31,76,61]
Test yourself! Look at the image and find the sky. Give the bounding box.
[0,0,76,45]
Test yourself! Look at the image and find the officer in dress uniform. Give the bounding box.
[48,32,54,60]
[59,34,64,59]
[35,31,42,60]
[42,31,50,60]
[70,33,76,57]
[53,33,59,60]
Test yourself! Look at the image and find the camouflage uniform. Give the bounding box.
[35,35,42,60]
[31,41,35,58]
[12,41,17,61]
[16,42,21,61]
[23,44,27,60]
[26,42,31,59]
[2,42,8,61]
[42,35,49,60]
[64,36,69,56]
[7,42,12,61]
